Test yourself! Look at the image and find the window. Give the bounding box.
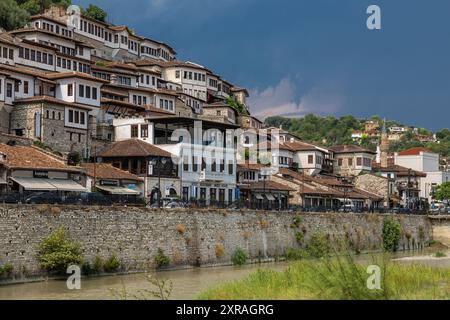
[192,157,198,172]
[356,157,362,166]
[68,110,74,122]
[85,86,91,99]
[6,83,12,97]
[131,125,139,138]
[308,155,314,164]
[79,85,84,97]
[211,161,216,172]
[24,48,29,59]
[92,87,98,100]
[228,161,234,174]
[23,81,29,94]
[141,124,148,138]
[42,53,47,64]
[175,70,180,78]
[68,84,73,96]
[14,82,19,93]
[183,156,189,171]
[348,158,353,166]
[19,47,23,58]
[80,112,85,125]
[338,158,343,166]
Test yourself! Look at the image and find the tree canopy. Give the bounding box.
[433,182,450,202]
[81,4,107,22]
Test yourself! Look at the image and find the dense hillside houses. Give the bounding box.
[0,5,448,211]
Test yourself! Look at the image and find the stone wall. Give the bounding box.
[0,206,433,281]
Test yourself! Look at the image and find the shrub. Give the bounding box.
[0,263,14,276]
[295,231,304,245]
[103,255,121,273]
[67,151,82,166]
[93,256,103,273]
[434,251,447,258]
[37,226,83,274]
[82,261,94,276]
[307,232,331,258]
[291,215,302,228]
[215,244,225,258]
[285,248,308,261]
[382,217,402,252]
[155,249,170,268]
[231,247,247,266]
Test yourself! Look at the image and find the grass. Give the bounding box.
[198,253,450,300]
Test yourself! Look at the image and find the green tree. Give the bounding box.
[81,4,107,22]
[433,182,450,202]
[0,0,29,31]
[382,217,402,252]
[37,226,84,273]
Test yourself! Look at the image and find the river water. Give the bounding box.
[0,250,448,300]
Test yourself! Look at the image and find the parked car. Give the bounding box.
[339,204,356,212]
[24,192,60,204]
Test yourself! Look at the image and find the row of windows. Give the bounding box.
[92,71,111,81]
[131,124,149,138]
[182,157,234,174]
[37,21,72,38]
[77,84,98,100]
[45,110,62,120]
[141,46,158,57]
[80,19,106,39]
[117,76,132,86]
[183,88,206,99]
[177,71,206,82]
[243,171,257,181]
[161,50,170,61]
[132,95,149,106]
[209,79,218,88]
[128,39,138,52]
[182,187,233,202]
[57,57,91,74]
[68,109,86,125]
[19,47,54,66]
[139,74,156,86]
[0,46,14,60]
[337,157,372,167]
[185,97,202,110]
[159,99,174,111]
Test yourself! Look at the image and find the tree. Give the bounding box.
[433,182,450,202]
[0,0,29,31]
[82,4,107,22]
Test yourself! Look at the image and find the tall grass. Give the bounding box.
[198,252,450,300]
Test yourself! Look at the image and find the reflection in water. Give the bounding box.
[0,249,448,300]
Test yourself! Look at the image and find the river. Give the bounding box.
[0,249,448,300]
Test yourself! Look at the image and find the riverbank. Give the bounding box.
[198,254,450,300]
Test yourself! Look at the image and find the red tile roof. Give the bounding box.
[82,163,143,181]
[247,180,295,192]
[398,147,432,156]
[95,139,173,158]
[0,144,80,172]
[328,145,376,154]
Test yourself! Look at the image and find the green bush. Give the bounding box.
[307,232,331,258]
[93,256,103,273]
[37,227,84,274]
[434,251,447,258]
[231,247,247,266]
[285,248,308,261]
[154,249,170,268]
[382,217,402,252]
[295,231,304,245]
[0,263,14,276]
[81,261,94,276]
[67,151,82,166]
[103,255,121,273]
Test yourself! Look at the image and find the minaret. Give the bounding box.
[380,118,389,167]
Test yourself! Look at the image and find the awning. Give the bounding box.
[265,194,276,201]
[254,193,264,200]
[11,177,57,191]
[48,179,86,192]
[96,185,141,195]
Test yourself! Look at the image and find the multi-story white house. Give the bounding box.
[394,147,450,202]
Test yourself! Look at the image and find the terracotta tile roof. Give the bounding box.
[0,144,80,172]
[82,163,143,181]
[283,141,323,152]
[398,147,433,156]
[101,98,145,111]
[328,145,376,154]
[372,163,427,177]
[14,96,93,110]
[95,139,173,158]
[237,162,268,171]
[0,63,49,78]
[46,71,110,83]
[247,180,295,192]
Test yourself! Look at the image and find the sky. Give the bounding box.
[76,0,450,131]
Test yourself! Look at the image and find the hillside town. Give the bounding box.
[0,5,449,213]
